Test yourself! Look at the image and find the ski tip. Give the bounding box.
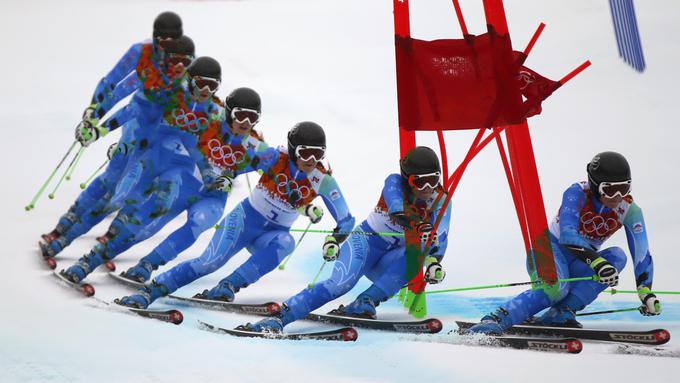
[105,261,116,272]
[46,257,57,270]
[82,283,95,297]
[267,303,282,316]
[655,329,671,345]
[170,310,184,325]
[341,328,359,342]
[566,339,583,354]
[427,319,444,334]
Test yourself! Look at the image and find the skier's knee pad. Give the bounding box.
[599,246,627,271]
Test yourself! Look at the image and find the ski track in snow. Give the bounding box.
[3,0,680,382]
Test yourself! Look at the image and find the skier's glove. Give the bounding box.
[638,286,661,316]
[589,257,619,287]
[416,222,438,247]
[299,204,324,224]
[322,236,340,262]
[75,120,107,147]
[82,104,99,125]
[211,175,234,193]
[424,257,446,284]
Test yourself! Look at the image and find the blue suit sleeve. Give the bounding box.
[96,72,142,119]
[91,43,143,108]
[623,202,654,287]
[429,199,452,260]
[557,183,591,249]
[383,174,405,214]
[100,101,138,132]
[319,176,355,243]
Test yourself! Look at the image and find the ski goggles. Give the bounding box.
[295,145,325,162]
[408,172,441,190]
[154,36,177,51]
[191,76,220,93]
[166,53,193,68]
[599,180,631,198]
[231,107,260,125]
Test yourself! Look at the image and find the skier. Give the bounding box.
[120,87,270,282]
[116,121,356,309]
[60,57,225,284]
[467,151,659,334]
[40,34,195,258]
[244,146,452,332]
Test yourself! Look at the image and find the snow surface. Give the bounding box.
[2,0,680,382]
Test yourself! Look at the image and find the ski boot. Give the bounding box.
[41,229,61,243]
[329,294,378,319]
[466,308,513,335]
[528,306,582,328]
[197,274,247,302]
[116,281,169,310]
[121,261,154,283]
[62,252,105,283]
[244,304,294,333]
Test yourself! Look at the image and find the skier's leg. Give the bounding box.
[202,228,295,301]
[543,246,627,320]
[468,240,571,333]
[123,196,226,282]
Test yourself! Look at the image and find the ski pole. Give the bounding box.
[576,307,639,317]
[65,146,86,181]
[245,173,252,194]
[424,276,597,295]
[288,228,404,237]
[80,159,109,189]
[307,261,327,289]
[48,146,85,199]
[605,288,680,295]
[25,141,78,210]
[278,221,313,270]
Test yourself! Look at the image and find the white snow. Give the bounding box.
[1,0,679,382]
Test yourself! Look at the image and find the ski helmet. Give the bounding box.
[165,35,195,57]
[187,56,221,94]
[288,121,326,162]
[225,87,262,125]
[587,151,631,198]
[153,12,183,39]
[400,146,441,178]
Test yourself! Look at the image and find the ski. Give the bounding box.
[169,295,282,316]
[107,270,145,289]
[306,313,443,334]
[53,270,95,297]
[456,321,671,346]
[197,320,358,342]
[489,335,583,354]
[106,271,282,316]
[111,299,183,325]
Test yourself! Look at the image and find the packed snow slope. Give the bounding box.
[1,0,679,382]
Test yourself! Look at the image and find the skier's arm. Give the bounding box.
[429,199,452,261]
[557,184,591,249]
[95,72,142,119]
[623,202,654,288]
[100,100,138,133]
[90,43,143,106]
[318,175,355,244]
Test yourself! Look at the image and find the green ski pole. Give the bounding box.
[307,261,327,289]
[48,146,85,199]
[424,276,597,295]
[278,221,313,270]
[25,141,78,210]
[576,307,639,317]
[80,159,109,189]
[65,146,85,181]
[605,288,680,295]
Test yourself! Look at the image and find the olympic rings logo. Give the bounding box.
[172,108,209,133]
[208,139,245,167]
[274,173,311,199]
[580,212,619,237]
